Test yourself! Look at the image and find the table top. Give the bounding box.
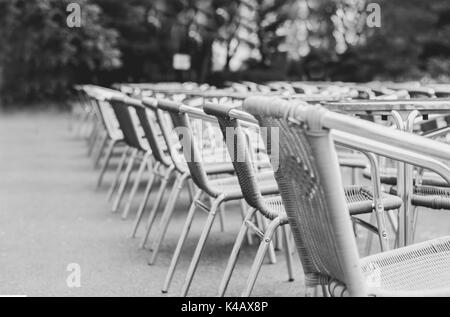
[116,83,450,115]
[323,98,450,115]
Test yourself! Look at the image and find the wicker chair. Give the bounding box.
[363,165,450,244]
[204,102,402,296]
[106,94,153,215]
[389,186,450,210]
[156,98,282,296]
[106,94,237,267]
[79,86,107,158]
[363,168,449,188]
[72,86,96,139]
[243,96,450,297]
[83,86,129,189]
[137,96,237,264]
[112,95,176,240]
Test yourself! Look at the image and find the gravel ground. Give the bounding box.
[0,110,449,297]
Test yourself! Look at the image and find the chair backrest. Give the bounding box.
[157,99,227,198]
[75,86,91,112]
[143,91,208,174]
[83,87,120,138]
[204,102,279,219]
[108,96,148,151]
[154,104,190,174]
[139,96,188,172]
[243,96,367,296]
[121,96,173,167]
[97,99,124,137]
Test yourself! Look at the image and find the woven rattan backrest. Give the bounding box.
[157,99,222,198]
[76,87,91,111]
[88,97,106,128]
[83,88,117,139]
[127,100,172,167]
[203,102,275,217]
[243,96,366,296]
[154,107,189,174]
[109,98,145,151]
[98,99,125,137]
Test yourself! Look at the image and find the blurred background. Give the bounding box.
[1,0,450,106]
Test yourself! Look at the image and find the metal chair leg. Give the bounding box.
[80,110,91,136]
[112,149,138,212]
[180,195,225,297]
[239,200,253,246]
[88,129,99,157]
[107,147,129,202]
[275,225,283,251]
[93,133,108,169]
[411,206,419,243]
[282,224,295,282]
[364,212,376,255]
[352,220,359,238]
[81,112,94,139]
[149,173,189,265]
[210,197,226,232]
[218,203,226,232]
[260,214,277,264]
[130,163,159,238]
[186,179,195,203]
[89,123,104,159]
[139,166,174,249]
[241,218,281,297]
[87,123,99,156]
[218,208,256,297]
[96,139,117,189]
[162,191,202,294]
[76,110,89,137]
[121,152,151,219]
[254,211,263,232]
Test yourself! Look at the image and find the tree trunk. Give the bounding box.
[224,40,232,72]
[199,38,214,82]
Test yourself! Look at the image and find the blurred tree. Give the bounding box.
[142,0,258,81]
[283,0,369,80]
[101,0,216,82]
[252,0,300,67]
[339,0,450,81]
[92,0,174,83]
[211,0,258,71]
[2,0,450,104]
[0,0,121,104]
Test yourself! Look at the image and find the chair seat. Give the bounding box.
[210,172,278,201]
[390,185,450,210]
[252,185,402,223]
[363,167,449,187]
[360,237,450,296]
[204,161,235,175]
[345,186,402,215]
[173,148,234,173]
[260,196,289,223]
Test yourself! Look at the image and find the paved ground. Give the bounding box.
[0,110,449,297]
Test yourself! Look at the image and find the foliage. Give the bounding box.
[0,0,120,103]
[327,0,450,81]
[2,0,450,104]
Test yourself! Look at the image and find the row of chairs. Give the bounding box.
[71,81,450,296]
